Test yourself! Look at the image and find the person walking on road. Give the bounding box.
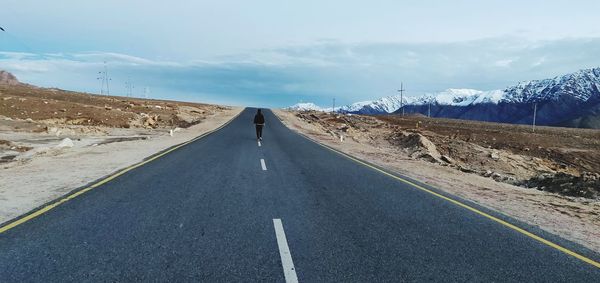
[253,109,265,141]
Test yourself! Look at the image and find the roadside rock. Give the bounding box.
[521,172,600,199]
[490,151,500,160]
[143,115,159,128]
[56,138,74,148]
[175,105,207,126]
[388,131,442,163]
[440,155,455,164]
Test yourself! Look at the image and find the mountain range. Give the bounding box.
[286,67,600,129]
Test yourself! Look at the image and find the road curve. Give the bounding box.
[0,108,599,282]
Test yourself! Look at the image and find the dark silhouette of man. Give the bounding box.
[253,109,265,141]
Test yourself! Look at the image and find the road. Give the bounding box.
[0,108,599,282]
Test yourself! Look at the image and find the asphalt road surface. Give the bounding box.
[1,108,599,282]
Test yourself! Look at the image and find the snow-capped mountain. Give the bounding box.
[392,67,600,128]
[285,67,600,128]
[338,67,600,115]
[285,102,324,111]
[433,89,505,106]
[285,89,509,114]
[338,95,431,114]
[502,68,600,103]
[334,89,507,114]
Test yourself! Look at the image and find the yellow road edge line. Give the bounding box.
[300,130,600,269]
[0,109,243,234]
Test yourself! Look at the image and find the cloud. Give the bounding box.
[1,37,600,107]
[0,51,39,60]
[532,56,547,67]
[73,53,158,65]
[494,59,515,68]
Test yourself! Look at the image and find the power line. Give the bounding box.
[125,78,135,97]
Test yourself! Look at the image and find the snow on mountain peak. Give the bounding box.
[334,89,507,114]
[284,102,324,111]
[432,89,505,106]
[285,67,600,115]
[503,67,600,102]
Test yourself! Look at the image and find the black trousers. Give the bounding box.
[255,125,263,139]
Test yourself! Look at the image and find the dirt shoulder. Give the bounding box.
[273,109,600,254]
[0,82,244,224]
[0,106,242,225]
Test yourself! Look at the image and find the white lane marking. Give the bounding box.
[273,219,299,283]
[258,141,262,147]
[260,159,267,171]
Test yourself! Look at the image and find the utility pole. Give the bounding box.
[96,72,104,95]
[428,98,432,118]
[105,62,110,95]
[332,98,336,114]
[397,82,405,116]
[532,102,537,132]
[428,95,436,118]
[96,61,111,95]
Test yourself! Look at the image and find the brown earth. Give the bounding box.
[377,115,600,176]
[0,83,227,129]
[0,71,232,167]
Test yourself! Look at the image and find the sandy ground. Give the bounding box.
[274,109,600,254]
[0,107,242,225]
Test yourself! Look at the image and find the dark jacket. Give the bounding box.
[254,113,265,125]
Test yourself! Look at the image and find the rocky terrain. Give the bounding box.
[0,81,226,129]
[290,111,600,199]
[0,71,229,166]
[0,70,20,85]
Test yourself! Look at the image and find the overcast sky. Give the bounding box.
[1,0,600,107]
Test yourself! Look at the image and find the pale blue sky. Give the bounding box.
[1,0,600,107]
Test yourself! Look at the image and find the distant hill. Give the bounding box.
[0,70,20,86]
[288,67,600,129]
[0,69,225,129]
[392,68,600,128]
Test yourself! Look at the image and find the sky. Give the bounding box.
[1,0,600,107]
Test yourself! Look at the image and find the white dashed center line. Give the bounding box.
[260,159,267,171]
[273,219,299,283]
